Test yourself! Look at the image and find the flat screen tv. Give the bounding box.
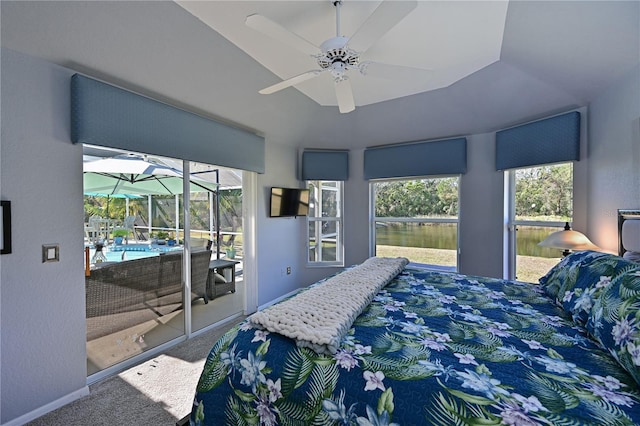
[270,187,310,217]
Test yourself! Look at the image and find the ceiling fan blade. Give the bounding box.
[259,70,324,95]
[360,61,433,81]
[246,14,320,56]
[335,79,355,114]
[347,0,417,53]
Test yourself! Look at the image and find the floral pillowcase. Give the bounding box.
[539,250,615,321]
[588,269,640,385]
[539,250,640,384]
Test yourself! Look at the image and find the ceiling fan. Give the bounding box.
[246,0,430,114]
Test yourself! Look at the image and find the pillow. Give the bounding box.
[557,252,639,325]
[213,273,227,283]
[624,251,640,263]
[539,250,607,301]
[588,268,640,385]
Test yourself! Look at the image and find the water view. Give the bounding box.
[376,222,562,258]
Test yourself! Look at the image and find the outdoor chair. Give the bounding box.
[88,215,103,241]
[84,222,99,242]
[113,215,137,242]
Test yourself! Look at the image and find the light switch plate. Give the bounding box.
[42,244,59,263]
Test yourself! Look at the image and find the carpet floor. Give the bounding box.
[26,317,245,425]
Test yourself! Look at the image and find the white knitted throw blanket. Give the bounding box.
[250,257,409,355]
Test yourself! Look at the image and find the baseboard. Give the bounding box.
[2,386,90,426]
[258,288,299,311]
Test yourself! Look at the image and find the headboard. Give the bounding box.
[618,209,640,258]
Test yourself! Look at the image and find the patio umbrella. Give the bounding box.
[156,157,242,190]
[84,155,227,256]
[83,155,219,195]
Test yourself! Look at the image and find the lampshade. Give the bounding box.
[538,222,599,256]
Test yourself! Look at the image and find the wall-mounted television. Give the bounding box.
[270,187,310,217]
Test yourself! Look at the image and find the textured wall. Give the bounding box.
[587,65,640,252]
[1,48,88,424]
[256,142,308,306]
[459,132,505,278]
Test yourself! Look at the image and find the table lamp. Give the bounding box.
[538,222,599,257]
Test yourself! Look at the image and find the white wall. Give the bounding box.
[587,65,640,251]
[255,142,309,306]
[1,49,88,424]
[343,148,373,267]
[459,133,505,278]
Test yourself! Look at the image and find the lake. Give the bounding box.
[375,222,562,258]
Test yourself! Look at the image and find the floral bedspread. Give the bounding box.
[191,266,640,425]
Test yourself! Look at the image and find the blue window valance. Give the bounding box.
[71,74,265,173]
[364,137,467,180]
[301,150,349,181]
[495,111,580,171]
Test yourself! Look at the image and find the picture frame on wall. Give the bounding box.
[1,200,12,255]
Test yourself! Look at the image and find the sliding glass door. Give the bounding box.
[83,146,246,377]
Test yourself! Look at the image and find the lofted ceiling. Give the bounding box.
[1,1,639,150]
[176,1,509,109]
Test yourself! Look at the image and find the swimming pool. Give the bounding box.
[88,243,183,263]
[109,243,182,253]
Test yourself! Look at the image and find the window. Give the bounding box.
[506,163,573,282]
[307,180,343,266]
[372,177,459,271]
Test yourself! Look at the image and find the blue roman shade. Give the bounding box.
[495,111,580,171]
[301,150,349,181]
[364,138,467,180]
[71,74,265,173]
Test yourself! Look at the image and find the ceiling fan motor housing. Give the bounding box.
[317,36,360,78]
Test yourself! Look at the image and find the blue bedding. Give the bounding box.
[191,262,640,425]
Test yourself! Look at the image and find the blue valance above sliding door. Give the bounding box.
[495,111,580,171]
[301,150,349,181]
[71,74,265,173]
[364,137,467,180]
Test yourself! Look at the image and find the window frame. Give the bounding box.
[306,180,344,267]
[369,175,461,271]
[504,162,574,280]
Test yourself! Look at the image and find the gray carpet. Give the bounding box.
[27,317,245,425]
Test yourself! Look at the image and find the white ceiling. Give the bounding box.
[177,1,509,108]
[1,1,639,150]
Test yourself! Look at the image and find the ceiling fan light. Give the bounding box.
[330,62,347,80]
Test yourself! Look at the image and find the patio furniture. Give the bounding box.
[88,215,116,243]
[84,222,99,242]
[85,249,212,338]
[207,259,239,300]
[112,215,137,243]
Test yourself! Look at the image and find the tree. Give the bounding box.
[375,178,458,217]
[515,163,572,219]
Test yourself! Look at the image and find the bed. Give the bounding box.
[187,217,640,425]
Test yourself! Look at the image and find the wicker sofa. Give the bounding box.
[85,249,212,320]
